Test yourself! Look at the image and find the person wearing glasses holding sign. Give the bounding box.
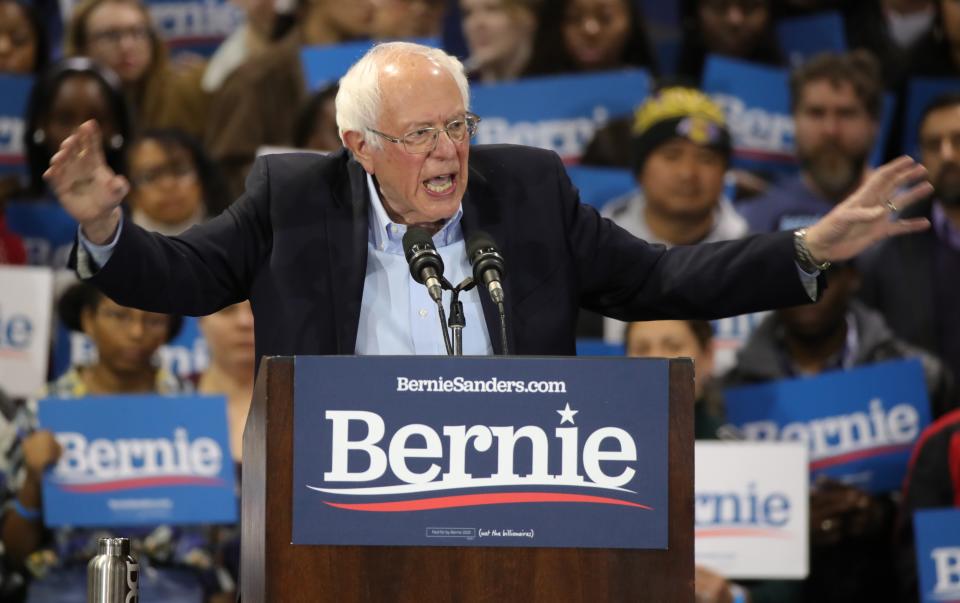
[45,42,932,365]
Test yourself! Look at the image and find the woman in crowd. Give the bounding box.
[524,0,657,76]
[0,0,47,74]
[460,0,540,82]
[65,0,207,138]
[127,128,230,234]
[8,282,235,602]
[676,0,783,82]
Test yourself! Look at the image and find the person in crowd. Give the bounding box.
[9,282,234,602]
[842,0,935,87]
[201,0,286,96]
[905,0,960,77]
[859,93,960,386]
[204,0,375,198]
[194,300,254,599]
[676,0,784,81]
[5,58,130,267]
[65,0,207,139]
[738,51,883,233]
[896,405,960,602]
[524,0,657,76]
[627,319,802,603]
[724,260,955,602]
[0,0,47,74]
[127,128,230,235]
[370,0,446,40]
[585,87,748,341]
[292,83,342,151]
[460,0,540,83]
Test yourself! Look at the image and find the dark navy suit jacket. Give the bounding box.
[77,145,815,363]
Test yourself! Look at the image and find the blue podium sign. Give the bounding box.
[39,394,237,527]
[915,508,960,603]
[723,359,931,493]
[292,356,669,549]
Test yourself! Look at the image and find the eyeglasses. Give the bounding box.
[368,113,481,154]
[132,161,197,187]
[89,25,150,47]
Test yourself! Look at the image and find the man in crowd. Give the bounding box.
[860,93,960,385]
[596,86,749,343]
[44,41,930,366]
[739,51,883,233]
[725,260,954,602]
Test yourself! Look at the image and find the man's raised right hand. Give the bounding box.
[43,119,130,245]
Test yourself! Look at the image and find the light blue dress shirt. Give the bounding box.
[77,175,494,355]
[356,174,493,355]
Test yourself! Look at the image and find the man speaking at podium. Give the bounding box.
[45,42,931,363]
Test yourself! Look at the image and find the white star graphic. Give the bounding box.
[556,402,578,425]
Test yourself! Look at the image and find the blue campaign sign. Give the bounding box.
[4,199,78,268]
[145,0,243,56]
[915,508,960,603]
[723,359,931,493]
[292,356,669,549]
[903,77,960,157]
[302,38,440,90]
[0,74,32,175]
[39,394,236,527]
[776,11,847,66]
[566,165,635,209]
[703,55,894,176]
[470,70,651,163]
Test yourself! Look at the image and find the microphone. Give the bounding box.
[467,231,506,304]
[403,227,445,303]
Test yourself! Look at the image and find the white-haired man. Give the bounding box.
[45,42,931,364]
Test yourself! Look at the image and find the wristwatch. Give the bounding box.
[793,228,831,273]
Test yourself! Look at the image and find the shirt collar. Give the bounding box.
[365,172,464,254]
[932,200,960,251]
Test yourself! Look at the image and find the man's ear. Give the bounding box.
[343,130,375,174]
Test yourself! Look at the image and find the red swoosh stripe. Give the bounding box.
[809,443,913,471]
[323,492,653,512]
[695,527,790,539]
[58,476,225,493]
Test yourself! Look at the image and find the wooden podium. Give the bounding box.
[241,357,694,602]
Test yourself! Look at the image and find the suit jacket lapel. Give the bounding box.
[325,154,369,354]
[461,168,517,355]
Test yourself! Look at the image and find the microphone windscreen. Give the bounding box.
[466,230,497,260]
[403,226,434,262]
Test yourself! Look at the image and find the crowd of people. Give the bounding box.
[1,0,959,602]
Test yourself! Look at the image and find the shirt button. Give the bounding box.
[418,309,429,318]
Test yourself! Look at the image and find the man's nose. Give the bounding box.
[725,6,746,26]
[430,128,458,158]
[941,137,958,161]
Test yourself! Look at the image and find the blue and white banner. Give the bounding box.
[915,508,960,603]
[470,70,651,164]
[0,75,32,175]
[695,441,809,579]
[776,11,847,67]
[302,38,440,91]
[4,199,78,268]
[39,394,237,527]
[903,77,960,157]
[702,56,893,176]
[723,358,931,493]
[0,266,53,398]
[145,0,242,55]
[292,356,669,549]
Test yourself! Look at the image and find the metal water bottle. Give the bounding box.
[87,537,139,603]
